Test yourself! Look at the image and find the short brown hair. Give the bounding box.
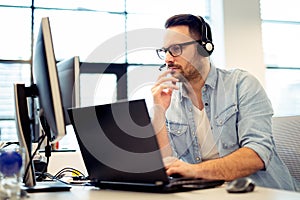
[164,14,212,42]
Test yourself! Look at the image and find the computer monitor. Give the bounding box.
[32,17,66,142]
[57,56,80,125]
[14,17,72,191]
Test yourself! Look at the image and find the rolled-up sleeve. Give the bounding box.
[236,72,274,169]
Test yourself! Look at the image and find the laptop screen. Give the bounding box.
[68,99,169,184]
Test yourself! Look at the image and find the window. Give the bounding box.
[260,0,300,116]
[0,63,30,141]
[0,1,208,142]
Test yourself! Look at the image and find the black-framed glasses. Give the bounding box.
[156,40,201,60]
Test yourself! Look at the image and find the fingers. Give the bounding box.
[157,69,173,80]
[152,70,179,94]
[154,79,179,92]
[166,160,183,176]
[155,69,179,86]
[166,167,181,176]
[165,160,195,178]
[151,82,177,96]
[151,69,180,110]
[160,82,179,91]
[151,81,179,97]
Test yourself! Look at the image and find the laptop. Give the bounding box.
[67,99,224,193]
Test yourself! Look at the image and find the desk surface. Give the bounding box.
[26,185,300,200]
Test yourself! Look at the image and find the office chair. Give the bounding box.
[272,115,300,182]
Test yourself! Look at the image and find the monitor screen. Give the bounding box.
[57,56,80,125]
[33,17,66,142]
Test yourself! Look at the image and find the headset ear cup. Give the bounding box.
[205,41,214,54]
[197,41,214,57]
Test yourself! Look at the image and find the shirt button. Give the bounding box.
[196,157,200,161]
[205,103,208,106]
[192,132,195,136]
[189,108,192,112]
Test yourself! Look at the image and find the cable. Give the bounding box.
[34,172,70,185]
[36,134,51,181]
[35,167,89,186]
[0,142,19,149]
[53,167,87,180]
[23,132,46,183]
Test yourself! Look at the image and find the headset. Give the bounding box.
[196,16,214,57]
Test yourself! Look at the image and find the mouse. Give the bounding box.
[226,177,255,193]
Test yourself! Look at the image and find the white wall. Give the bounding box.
[210,0,266,87]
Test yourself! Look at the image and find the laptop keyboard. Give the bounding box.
[169,177,203,185]
[168,176,224,188]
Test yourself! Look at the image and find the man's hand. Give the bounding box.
[164,157,197,178]
[163,147,264,181]
[151,69,179,112]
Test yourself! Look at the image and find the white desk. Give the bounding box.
[26,185,300,200]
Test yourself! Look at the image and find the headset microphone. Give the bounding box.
[159,64,166,71]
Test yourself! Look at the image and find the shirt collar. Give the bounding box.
[204,63,217,90]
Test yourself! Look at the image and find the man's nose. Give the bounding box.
[165,51,175,63]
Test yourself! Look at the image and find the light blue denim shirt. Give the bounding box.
[165,64,299,191]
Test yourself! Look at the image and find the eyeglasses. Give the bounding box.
[156,40,201,60]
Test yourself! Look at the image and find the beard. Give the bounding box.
[168,63,201,82]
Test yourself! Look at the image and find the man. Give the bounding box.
[151,14,298,191]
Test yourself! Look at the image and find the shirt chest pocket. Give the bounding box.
[214,104,238,126]
[168,122,189,136]
[167,122,190,157]
[214,104,240,154]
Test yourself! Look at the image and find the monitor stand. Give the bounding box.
[23,181,71,193]
[14,83,71,193]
